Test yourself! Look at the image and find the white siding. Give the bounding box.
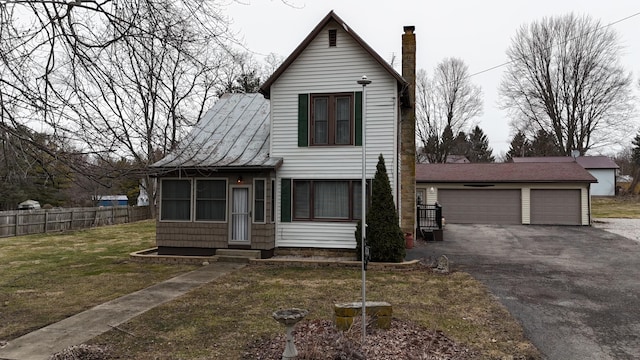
[588,169,615,196]
[277,222,358,249]
[581,187,590,225]
[521,188,531,224]
[271,22,400,248]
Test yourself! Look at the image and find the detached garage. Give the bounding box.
[438,189,521,224]
[416,163,596,226]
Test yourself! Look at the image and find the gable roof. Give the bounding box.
[512,156,619,169]
[575,156,619,169]
[259,10,407,99]
[416,163,597,183]
[152,93,282,170]
[512,156,574,163]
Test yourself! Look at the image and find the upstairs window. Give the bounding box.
[310,93,353,146]
[298,92,362,147]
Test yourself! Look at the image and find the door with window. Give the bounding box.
[229,186,251,243]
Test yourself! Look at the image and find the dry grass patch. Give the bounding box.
[592,195,640,218]
[91,266,539,359]
[0,220,198,341]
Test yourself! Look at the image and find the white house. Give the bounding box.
[151,11,416,257]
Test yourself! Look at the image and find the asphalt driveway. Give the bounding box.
[407,224,640,360]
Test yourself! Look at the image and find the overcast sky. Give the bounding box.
[223,0,639,157]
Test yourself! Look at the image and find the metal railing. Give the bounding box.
[417,203,443,240]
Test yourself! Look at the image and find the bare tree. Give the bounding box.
[500,13,634,156]
[0,0,239,215]
[416,58,483,163]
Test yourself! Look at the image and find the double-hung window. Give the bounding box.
[293,180,368,221]
[310,93,353,146]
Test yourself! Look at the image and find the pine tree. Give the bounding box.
[632,131,640,166]
[355,154,405,263]
[506,131,532,161]
[450,131,470,158]
[628,131,640,194]
[468,126,495,162]
[440,125,454,163]
[531,129,562,156]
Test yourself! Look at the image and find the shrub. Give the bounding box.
[356,154,405,262]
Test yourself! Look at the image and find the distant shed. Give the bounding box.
[95,195,128,207]
[513,156,619,196]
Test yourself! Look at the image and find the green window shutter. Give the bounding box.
[298,94,309,147]
[281,178,292,222]
[355,91,363,146]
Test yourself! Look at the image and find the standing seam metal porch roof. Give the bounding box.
[151,93,282,170]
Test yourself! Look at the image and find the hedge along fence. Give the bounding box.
[0,206,151,238]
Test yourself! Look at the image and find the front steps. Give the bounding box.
[216,249,262,263]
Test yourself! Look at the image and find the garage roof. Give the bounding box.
[512,156,619,169]
[416,163,597,183]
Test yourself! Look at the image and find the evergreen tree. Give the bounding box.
[531,129,562,156]
[632,131,640,166]
[628,131,640,194]
[440,125,455,162]
[468,126,495,162]
[355,154,405,263]
[451,131,470,157]
[506,131,532,161]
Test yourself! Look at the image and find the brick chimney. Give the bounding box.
[400,26,416,237]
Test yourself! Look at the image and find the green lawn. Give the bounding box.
[90,266,539,359]
[0,220,540,359]
[0,220,197,340]
[591,195,640,218]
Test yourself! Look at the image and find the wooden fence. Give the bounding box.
[0,206,152,238]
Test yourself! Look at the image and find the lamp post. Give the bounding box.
[357,75,371,344]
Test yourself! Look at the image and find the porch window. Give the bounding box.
[270,179,275,223]
[161,179,191,221]
[293,180,368,221]
[195,179,226,221]
[254,179,266,223]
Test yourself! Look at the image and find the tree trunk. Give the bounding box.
[628,168,640,195]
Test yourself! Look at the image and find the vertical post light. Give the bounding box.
[357,75,371,344]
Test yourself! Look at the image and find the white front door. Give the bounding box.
[230,186,251,243]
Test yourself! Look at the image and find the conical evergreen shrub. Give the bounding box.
[355,154,405,262]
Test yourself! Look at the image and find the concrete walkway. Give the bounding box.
[0,262,245,360]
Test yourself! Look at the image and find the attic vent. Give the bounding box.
[328,29,337,47]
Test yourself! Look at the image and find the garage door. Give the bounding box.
[530,189,581,225]
[438,189,521,224]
